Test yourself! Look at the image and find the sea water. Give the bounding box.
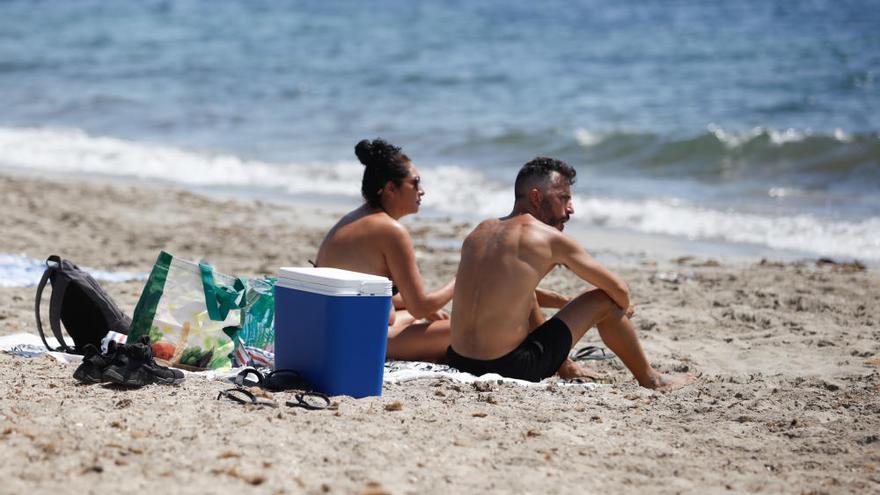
[1,0,878,261]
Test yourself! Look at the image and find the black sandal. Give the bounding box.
[234,367,263,387]
[234,367,314,391]
[286,392,331,410]
[217,387,278,407]
[264,369,312,391]
[571,346,616,361]
[231,368,330,410]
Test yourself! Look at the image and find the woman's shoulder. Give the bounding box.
[330,208,408,241]
[367,212,410,242]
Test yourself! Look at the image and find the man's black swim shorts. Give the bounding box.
[446,318,572,382]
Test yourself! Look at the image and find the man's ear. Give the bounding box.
[527,187,542,209]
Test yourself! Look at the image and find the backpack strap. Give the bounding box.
[48,258,76,353]
[34,255,75,353]
[34,259,56,352]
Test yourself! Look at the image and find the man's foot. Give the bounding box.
[639,372,696,391]
[557,358,601,381]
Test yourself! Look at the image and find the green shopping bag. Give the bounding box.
[240,277,276,352]
[128,251,245,370]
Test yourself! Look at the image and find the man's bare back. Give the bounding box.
[451,214,567,359]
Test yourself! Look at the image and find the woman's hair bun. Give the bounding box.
[355,138,401,168]
[354,139,373,166]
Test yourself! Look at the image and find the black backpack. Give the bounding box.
[34,255,131,354]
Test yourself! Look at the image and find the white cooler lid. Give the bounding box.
[276,267,392,296]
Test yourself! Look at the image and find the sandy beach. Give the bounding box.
[1,173,878,494]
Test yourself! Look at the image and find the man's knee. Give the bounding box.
[578,289,617,314]
[558,289,620,331]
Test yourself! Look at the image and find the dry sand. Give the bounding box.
[1,173,878,494]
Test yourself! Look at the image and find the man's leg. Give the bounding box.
[526,294,598,380]
[553,289,695,390]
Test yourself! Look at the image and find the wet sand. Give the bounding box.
[1,173,878,494]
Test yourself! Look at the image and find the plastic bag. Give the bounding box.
[128,251,244,370]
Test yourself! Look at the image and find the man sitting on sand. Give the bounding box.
[448,157,695,390]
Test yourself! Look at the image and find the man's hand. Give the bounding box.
[625,304,635,319]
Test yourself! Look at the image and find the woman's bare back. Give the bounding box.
[315,206,394,278]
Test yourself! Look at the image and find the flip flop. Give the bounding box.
[216,387,278,407]
[264,369,313,391]
[234,367,264,387]
[234,367,314,391]
[570,346,616,361]
[230,368,330,410]
[286,392,331,410]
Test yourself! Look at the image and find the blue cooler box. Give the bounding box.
[274,267,392,398]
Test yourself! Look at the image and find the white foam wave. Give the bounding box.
[0,126,365,198]
[423,168,880,260]
[706,124,856,148]
[573,128,606,147]
[420,165,511,216]
[2,126,877,262]
[574,124,858,151]
[574,197,880,261]
[832,128,853,143]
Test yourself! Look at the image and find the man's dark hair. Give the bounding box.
[514,156,576,199]
[355,138,412,208]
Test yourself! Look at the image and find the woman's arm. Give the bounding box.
[382,223,455,319]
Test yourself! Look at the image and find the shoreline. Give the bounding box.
[1,172,878,493]
[3,166,872,270]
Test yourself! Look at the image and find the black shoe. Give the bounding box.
[73,342,115,383]
[105,336,185,387]
[101,339,131,383]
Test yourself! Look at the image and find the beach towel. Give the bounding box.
[127,251,245,371]
[1,333,605,389]
[382,360,605,388]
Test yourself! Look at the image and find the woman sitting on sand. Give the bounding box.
[314,138,455,362]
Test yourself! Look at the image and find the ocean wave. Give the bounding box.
[573,128,605,147]
[705,124,854,147]
[570,125,880,188]
[420,168,880,261]
[1,126,877,261]
[426,183,880,261]
[573,197,880,261]
[447,125,879,190]
[0,126,365,197]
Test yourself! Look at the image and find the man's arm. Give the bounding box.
[551,233,631,311]
[535,287,569,308]
[528,292,545,331]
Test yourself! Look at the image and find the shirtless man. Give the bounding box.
[448,157,695,390]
